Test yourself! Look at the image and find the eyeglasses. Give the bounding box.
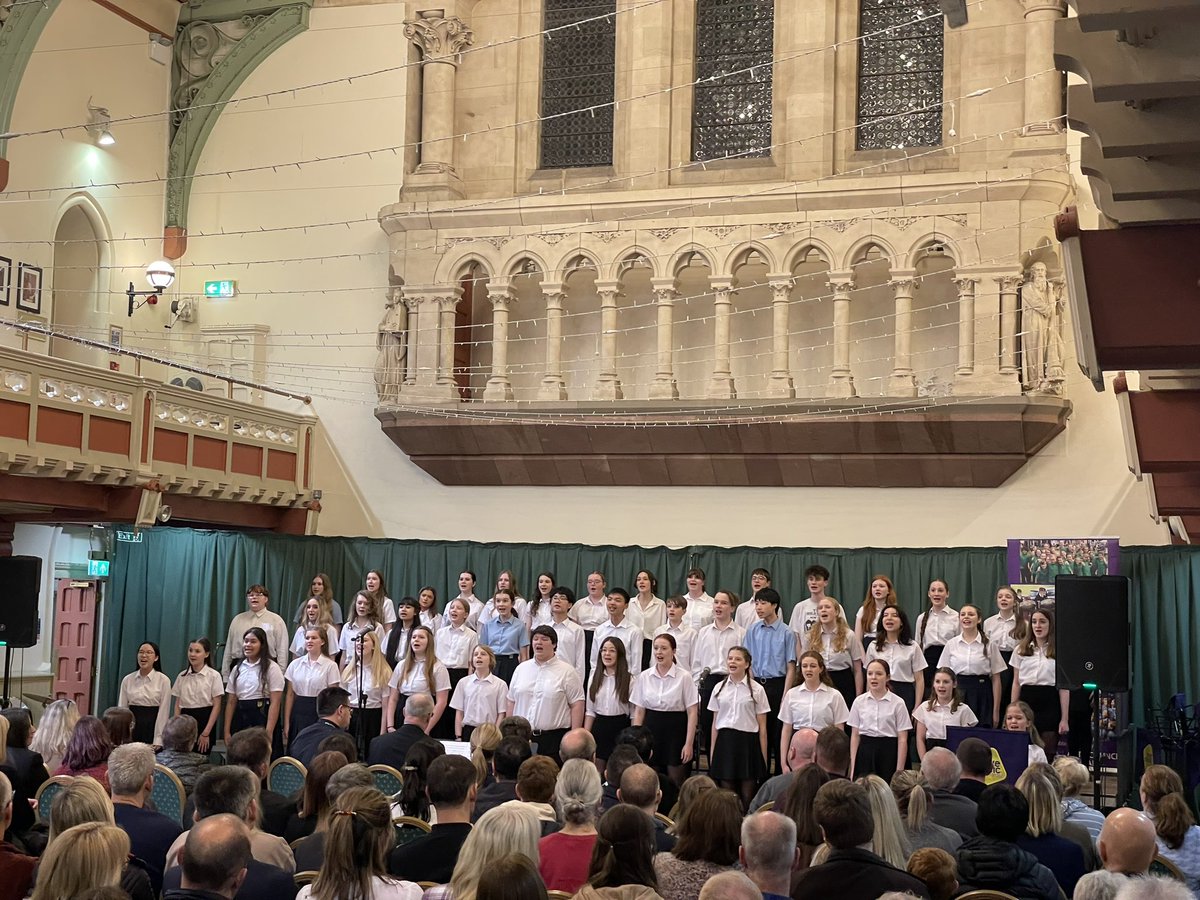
[247,592,265,598]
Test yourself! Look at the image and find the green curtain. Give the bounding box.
[102,527,1199,726]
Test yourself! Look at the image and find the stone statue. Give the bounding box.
[1020,261,1065,394]
[374,285,406,404]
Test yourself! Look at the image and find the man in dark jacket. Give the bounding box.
[793,780,931,900]
[162,814,252,900]
[923,747,980,837]
[368,693,433,769]
[471,737,531,822]
[956,783,1060,900]
[287,687,352,767]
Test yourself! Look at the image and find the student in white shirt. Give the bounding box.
[339,591,387,660]
[284,627,342,750]
[654,596,696,674]
[585,636,633,773]
[707,645,770,810]
[385,626,451,736]
[222,584,290,676]
[450,645,508,744]
[341,629,392,741]
[527,571,557,629]
[912,667,978,759]
[451,570,485,624]
[570,571,610,679]
[854,575,895,658]
[631,632,698,787]
[289,572,345,630]
[223,626,285,750]
[692,590,745,757]
[363,569,397,632]
[436,597,479,692]
[864,604,926,714]
[506,626,586,762]
[172,637,225,753]
[290,597,340,661]
[1010,607,1068,762]
[590,589,644,677]
[417,586,444,633]
[631,570,666,669]
[847,658,911,783]
[118,641,172,747]
[778,649,850,770]
[938,604,1004,727]
[735,568,772,630]
[915,579,960,699]
[804,597,863,710]
[681,567,715,630]
[471,570,529,631]
[1005,700,1049,766]
[788,564,835,642]
[549,587,586,674]
[983,585,1026,706]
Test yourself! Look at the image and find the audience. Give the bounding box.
[921,748,978,838]
[1,708,45,841]
[577,804,664,900]
[370,694,434,769]
[793,779,930,900]
[469,722,502,788]
[616,726,678,814]
[109,741,185,894]
[156,715,211,797]
[398,738,446,822]
[559,727,598,765]
[165,814,252,900]
[102,706,136,749]
[316,729,359,763]
[890,768,962,854]
[0,770,35,900]
[30,821,130,900]
[29,698,78,774]
[698,871,760,900]
[296,762,374,873]
[1114,878,1194,900]
[475,853,548,900]
[427,803,540,900]
[858,773,911,868]
[53,715,114,789]
[473,737,531,821]
[814,724,851,777]
[775,763,828,881]
[1014,766,1087,896]
[1141,764,1200,894]
[906,847,958,900]
[667,774,715,831]
[749,727,817,812]
[539,758,602,893]
[286,750,348,842]
[739,811,797,900]
[955,783,1059,900]
[654,788,742,900]
[954,738,991,803]
[506,755,559,832]
[1021,763,1098,872]
[289,687,353,768]
[224,728,293,837]
[499,716,533,746]
[1099,808,1158,876]
[389,755,476,883]
[620,763,676,851]
[1077,870,1135,900]
[602,744,643,811]
[1054,755,1107,840]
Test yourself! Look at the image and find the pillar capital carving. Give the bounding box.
[709,276,735,293]
[890,277,916,297]
[995,273,1024,292]
[953,276,980,294]
[1021,0,1066,17]
[404,12,474,61]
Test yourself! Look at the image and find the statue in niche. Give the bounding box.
[1020,261,1066,394]
[374,285,406,404]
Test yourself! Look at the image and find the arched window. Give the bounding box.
[540,0,616,168]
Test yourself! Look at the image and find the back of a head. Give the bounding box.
[975,783,1029,842]
[499,715,532,746]
[1142,765,1196,849]
[921,748,962,791]
[1076,870,1132,900]
[791,728,819,765]
[162,715,198,754]
[49,775,114,842]
[815,725,850,775]
[556,758,602,826]
[1052,755,1090,798]
[957,738,992,779]
[674,788,743,865]
[326,763,374,807]
[427,754,477,808]
[225,727,271,773]
[0,771,10,812]
[317,730,359,763]
[107,742,156,796]
[494,736,533,780]
[590,804,658,891]
[404,692,434,720]
[698,870,762,900]
[317,686,351,718]
[604,743,642,787]
[2,708,32,748]
[559,728,596,763]
[302,750,349,818]
[891,768,933,831]
[741,811,797,877]
[619,762,660,811]
[616,725,654,763]
[1016,768,1063,837]
[858,773,910,868]
[779,764,830,845]
[476,853,549,900]
[907,847,958,900]
[516,755,558,804]
[1100,808,1158,875]
[813,779,874,850]
[451,804,541,895]
[31,821,130,900]
[1114,877,1195,900]
[181,814,252,892]
[316,786,393,894]
[102,706,134,748]
[193,766,259,822]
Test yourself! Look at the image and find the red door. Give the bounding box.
[53,579,97,715]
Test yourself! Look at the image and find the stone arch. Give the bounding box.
[552,248,601,280]
[721,240,778,278]
[437,250,494,284]
[668,244,717,278]
[842,235,899,271]
[51,192,112,367]
[609,245,660,281]
[782,238,835,273]
[905,233,962,269]
[501,248,551,279]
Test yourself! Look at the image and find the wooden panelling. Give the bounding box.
[0,398,30,440]
[36,407,83,450]
[231,443,263,478]
[192,435,227,471]
[266,448,296,482]
[87,416,131,456]
[152,428,188,465]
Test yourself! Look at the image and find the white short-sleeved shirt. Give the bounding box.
[342,664,388,709]
[507,656,585,731]
[592,620,644,675]
[284,654,341,697]
[916,607,960,648]
[734,599,760,630]
[118,670,172,744]
[864,639,928,683]
[379,596,398,626]
[983,613,1021,652]
[388,659,451,696]
[631,596,666,639]
[290,624,339,658]
[449,672,508,728]
[691,621,745,678]
[789,599,820,637]
[938,635,1006,676]
[708,677,771,733]
[551,618,587,674]
[630,664,699,713]
[529,600,555,629]
[680,594,714,631]
[172,666,225,709]
[778,683,850,729]
[419,609,444,632]
[847,690,912,737]
[435,623,479,669]
[226,659,285,701]
[1011,644,1057,686]
[854,603,883,638]
[585,673,632,718]
[653,624,696,675]
[912,700,979,739]
[809,627,863,672]
[570,596,609,630]
[338,620,385,660]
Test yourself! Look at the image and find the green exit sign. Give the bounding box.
[87,558,110,578]
[204,279,237,298]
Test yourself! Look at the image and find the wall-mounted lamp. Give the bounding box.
[127,259,176,317]
[86,99,116,147]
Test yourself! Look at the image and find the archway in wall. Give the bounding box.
[789,248,833,398]
[615,253,655,399]
[911,242,960,396]
[508,257,545,399]
[460,263,488,400]
[559,257,600,399]
[728,250,771,399]
[51,203,106,368]
[848,243,894,396]
[673,251,715,400]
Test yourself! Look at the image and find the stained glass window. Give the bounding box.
[855,0,944,150]
[692,0,775,162]
[540,0,616,169]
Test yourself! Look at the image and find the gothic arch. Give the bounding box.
[500,249,550,279]
[552,248,602,280]
[721,240,778,277]
[53,191,113,304]
[782,238,835,273]
[609,245,661,281]
[437,251,495,284]
[667,244,717,277]
[841,235,899,271]
[905,233,963,269]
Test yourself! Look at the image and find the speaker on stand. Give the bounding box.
[0,555,43,708]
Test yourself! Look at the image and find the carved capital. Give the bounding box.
[768,278,793,301]
[542,290,567,311]
[890,278,916,299]
[1021,0,1067,17]
[404,14,474,61]
[995,275,1023,293]
[827,278,855,297]
[952,276,979,297]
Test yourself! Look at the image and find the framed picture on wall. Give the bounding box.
[0,256,11,306]
[16,263,42,314]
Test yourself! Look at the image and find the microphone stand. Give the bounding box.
[354,632,369,762]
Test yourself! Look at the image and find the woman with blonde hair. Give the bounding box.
[31,822,130,900]
[1052,755,1106,840]
[47,777,154,900]
[1015,767,1086,897]
[342,628,393,742]
[299,785,421,899]
[856,773,911,868]
[666,774,715,830]
[469,722,502,788]
[1141,764,1200,894]
[889,769,962,854]
[30,698,79,773]
[806,597,863,709]
[424,803,540,900]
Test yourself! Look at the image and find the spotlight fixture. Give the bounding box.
[86,99,116,147]
[127,259,176,317]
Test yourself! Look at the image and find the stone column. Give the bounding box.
[649,276,679,400]
[538,281,568,400]
[767,274,795,398]
[954,276,979,376]
[402,295,419,388]
[707,276,736,399]
[1021,0,1067,135]
[403,12,474,190]
[826,270,857,398]
[436,290,461,396]
[401,286,458,402]
[997,274,1023,375]
[482,278,516,401]
[888,272,917,397]
[593,278,623,400]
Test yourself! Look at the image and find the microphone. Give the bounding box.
[699,666,711,682]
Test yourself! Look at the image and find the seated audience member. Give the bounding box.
[164,766,294,873]
[653,788,743,900]
[620,763,676,852]
[164,814,252,900]
[539,758,602,893]
[776,764,829,880]
[1099,808,1158,876]
[698,871,761,900]
[102,706,136,748]
[297,786,422,899]
[954,737,991,803]
[396,738,445,821]
[1113,878,1194,900]
[53,715,114,790]
[814,724,851,777]
[470,722,503,788]
[1,708,45,840]
[749,727,818,812]
[955,783,1060,900]
[1023,762,1099,871]
[792,779,931,900]
[922,747,979,837]
[316,729,358,763]
[47,775,153,900]
[288,686,352,768]
[499,715,533,747]
[425,804,541,900]
[472,736,531,821]
[293,762,373,873]
[505,755,559,832]
[221,727,293,837]
[285,750,347,842]
[30,821,130,900]
[388,755,476,883]
[1142,765,1200,895]
[368,693,433,769]
[859,773,913,869]
[602,743,643,811]
[1015,766,1087,896]
[907,847,959,900]
[559,727,597,764]
[666,774,715,831]
[476,853,549,900]
[1076,870,1136,900]
[891,768,963,854]
[617,726,678,814]
[575,804,664,900]
[1054,755,1106,840]
[0,771,35,900]
[30,698,78,774]
[156,715,211,797]
[739,810,799,900]
[108,742,185,894]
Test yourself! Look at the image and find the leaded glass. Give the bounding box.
[540,0,616,168]
[855,0,944,150]
[692,0,775,162]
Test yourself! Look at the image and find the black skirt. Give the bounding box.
[350,707,383,744]
[922,646,945,693]
[958,674,994,727]
[643,709,689,769]
[891,681,917,714]
[829,666,857,711]
[854,733,902,782]
[1021,684,1061,733]
[180,705,216,749]
[709,728,766,782]
[129,705,159,745]
[288,695,319,749]
[591,713,631,760]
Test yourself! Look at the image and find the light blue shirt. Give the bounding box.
[479,615,529,656]
[744,617,795,679]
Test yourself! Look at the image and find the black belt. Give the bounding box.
[497,653,520,660]
[532,727,567,736]
[963,674,990,682]
[755,675,786,683]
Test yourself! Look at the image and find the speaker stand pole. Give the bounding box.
[1092,692,1102,810]
[1,645,11,709]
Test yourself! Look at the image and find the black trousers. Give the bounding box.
[755,676,786,775]
[533,727,568,764]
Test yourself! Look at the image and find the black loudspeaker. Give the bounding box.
[1055,575,1130,692]
[0,555,41,648]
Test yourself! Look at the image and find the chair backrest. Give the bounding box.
[268,756,307,796]
[393,815,432,846]
[368,763,404,798]
[956,892,1022,900]
[294,870,318,888]
[35,775,74,824]
[151,764,187,825]
[1151,854,1187,882]
[757,800,775,812]
[547,891,573,900]
[653,811,674,829]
